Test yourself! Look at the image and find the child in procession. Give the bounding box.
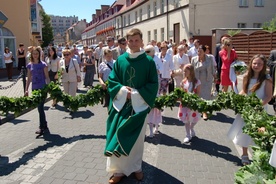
[227,54,272,165]
[178,64,201,143]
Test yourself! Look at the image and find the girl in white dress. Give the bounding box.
[178,64,201,143]
[227,54,272,165]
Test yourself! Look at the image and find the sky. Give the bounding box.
[39,0,116,22]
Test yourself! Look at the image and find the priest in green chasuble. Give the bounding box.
[105,28,159,183]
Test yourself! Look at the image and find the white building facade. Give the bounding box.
[82,0,276,45]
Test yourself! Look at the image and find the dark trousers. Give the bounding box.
[5,62,13,80]
[37,97,47,129]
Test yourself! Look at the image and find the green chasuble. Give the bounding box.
[104,52,158,157]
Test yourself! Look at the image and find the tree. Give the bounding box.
[262,14,276,32]
[40,10,54,47]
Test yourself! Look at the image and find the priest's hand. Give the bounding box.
[126,86,132,99]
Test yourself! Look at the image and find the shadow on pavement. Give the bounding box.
[0,133,106,176]
[114,161,184,184]
[209,112,234,124]
[7,119,30,125]
[162,116,184,127]
[146,132,241,166]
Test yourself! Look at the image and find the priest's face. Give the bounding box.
[127,34,143,53]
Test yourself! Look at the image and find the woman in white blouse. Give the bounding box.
[172,45,190,88]
[45,46,60,107]
[4,47,14,81]
[59,49,81,97]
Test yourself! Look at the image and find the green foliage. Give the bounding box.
[262,14,276,32]
[40,10,54,47]
[227,29,241,36]
[0,85,275,182]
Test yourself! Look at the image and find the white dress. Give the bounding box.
[269,140,276,167]
[227,79,266,147]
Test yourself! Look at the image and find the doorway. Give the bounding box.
[173,23,180,44]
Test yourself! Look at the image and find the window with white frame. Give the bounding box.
[161,0,164,14]
[255,0,264,6]
[154,1,157,16]
[239,0,248,7]
[139,8,143,21]
[154,29,157,41]
[161,28,164,42]
[117,18,120,28]
[135,11,138,23]
[238,23,246,28]
[148,4,151,18]
[253,23,262,28]
[148,31,151,43]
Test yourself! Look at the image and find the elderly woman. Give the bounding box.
[59,49,81,97]
[156,42,174,95]
[219,38,238,92]
[98,49,115,108]
[172,45,189,88]
[144,45,163,137]
[191,45,215,120]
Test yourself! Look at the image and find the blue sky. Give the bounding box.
[39,0,115,22]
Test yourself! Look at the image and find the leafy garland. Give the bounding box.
[0,83,275,182]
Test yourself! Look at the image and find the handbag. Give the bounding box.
[168,77,175,93]
[11,56,15,62]
[72,59,81,82]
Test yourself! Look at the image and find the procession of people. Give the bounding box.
[1,27,276,183]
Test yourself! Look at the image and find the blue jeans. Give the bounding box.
[37,100,47,129]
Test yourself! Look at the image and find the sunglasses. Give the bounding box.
[63,54,70,56]
[145,51,151,53]
[120,43,126,45]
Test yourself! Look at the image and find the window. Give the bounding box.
[161,28,164,42]
[148,31,151,43]
[253,23,262,28]
[160,0,164,14]
[255,0,264,6]
[238,23,246,28]
[139,9,143,21]
[147,4,151,18]
[117,18,120,28]
[124,16,126,26]
[135,11,138,23]
[239,0,248,7]
[128,14,130,25]
[154,29,157,41]
[154,1,157,16]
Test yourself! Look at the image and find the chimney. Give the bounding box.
[101,5,110,14]
[96,9,101,18]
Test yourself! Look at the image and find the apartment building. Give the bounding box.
[82,0,275,47]
[50,15,78,38]
[65,19,87,45]
[0,0,42,70]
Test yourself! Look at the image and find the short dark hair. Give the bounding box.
[118,37,126,44]
[19,43,24,47]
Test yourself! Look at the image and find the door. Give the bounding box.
[174,23,180,44]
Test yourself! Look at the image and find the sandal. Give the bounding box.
[241,155,250,165]
[109,175,124,184]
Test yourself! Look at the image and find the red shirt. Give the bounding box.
[219,49,237,70]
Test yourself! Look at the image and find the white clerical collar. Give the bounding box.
[126,48,144,58]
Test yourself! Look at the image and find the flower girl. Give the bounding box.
[178,64,201,143]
